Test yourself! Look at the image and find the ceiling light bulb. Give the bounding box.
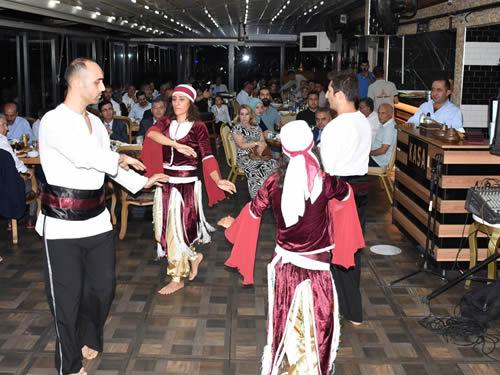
[320,1,324,4]
[155,10,159,14]
[74,5,82,11]
[144,5,149,10]
[131,0,136,3]
[48,0,60,8]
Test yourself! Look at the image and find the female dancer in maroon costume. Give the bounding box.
[142,84,235,295]
[219,120,364,374]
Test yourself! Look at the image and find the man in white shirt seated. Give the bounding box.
[3,102,34,143]
[98,100,129,143]
[121,84,136,111]
[369,103,397,169]
[0,114,29,175]
[210,76,229,96]
[407,76,464,132]
[359,97,380,143]
[314,81,327,107]
[128,91,152,122]
[281,70,307,96]
[101,85,121,116]
[236,81,253,105]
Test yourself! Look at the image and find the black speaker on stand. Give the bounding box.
[489,88,500,156]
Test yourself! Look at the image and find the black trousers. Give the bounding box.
[43,230,115,374]
[332,175,368,323]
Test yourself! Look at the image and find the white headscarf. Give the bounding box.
[280,120,323,227]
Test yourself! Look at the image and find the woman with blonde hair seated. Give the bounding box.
[231,104,278,198]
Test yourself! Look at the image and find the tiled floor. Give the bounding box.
[1,173,500,375]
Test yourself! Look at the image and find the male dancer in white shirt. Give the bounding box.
[320,71,372,325]
[36,58,167,375]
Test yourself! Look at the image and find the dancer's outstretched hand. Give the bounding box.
[217,216,235,228]
[174,142,197,158]
[119,154,146,171]
[144,173,169,188]
[216,179,236,194]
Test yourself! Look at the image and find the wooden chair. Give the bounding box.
[105,180,117,225]
[11,168,40,244]
[113,115,134,143]
[220,124,245,184]
[116,145,154,240]
[367,145,397,204]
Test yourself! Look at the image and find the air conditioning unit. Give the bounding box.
[299,32,340,52]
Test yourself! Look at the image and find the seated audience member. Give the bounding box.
[122,84,136,111]
[210,76,229,95]
[236,81,253,105]
[138,98,166,142]
[99,100,129,143]
[368,66,399,111]
[128,91,152,122]
[211,95,232,127]
[407,77,464,131]
[3,102,33,142]
[195,87,211,112]
[0,114,29,174]
[248,98,268,134]
[231,105,278,198]
[315,81,327,107]
[259,87,281,132]
[359,97,380,142]
[296,91,320,127]
[102,85,121,115]
[269,81,282,101]
[313,107,332,145]
[149,81,159,99]
[369,103,397,168]
[281,70,307,96]
[141,83,154,102]
[0,113,36,227]
[256,77,267,90]
[31,108,49,143]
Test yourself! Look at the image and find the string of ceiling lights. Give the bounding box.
[270,0,325,22]
[47,0,202,36]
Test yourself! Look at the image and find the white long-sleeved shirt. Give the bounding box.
[0,133,28,173]
[320,111,372,177]
[210,104,232,124]
[35,103,147,240]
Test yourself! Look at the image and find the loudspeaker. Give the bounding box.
[490,90,500,156]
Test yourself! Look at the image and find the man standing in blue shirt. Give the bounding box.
[4,102,34,142]
[407,77,464,132]
[356,59,375,98]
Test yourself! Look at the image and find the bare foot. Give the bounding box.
[81,345,98,360]
[158,280,185,295]
[188,253,204,281]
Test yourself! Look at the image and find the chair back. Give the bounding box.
[386,143,397,174]
[220,124,233,168]
[225,128,239,170]
[0,150,26,219]
[117,144,143,160]
[230,100,240,120]
[113,115,133,143]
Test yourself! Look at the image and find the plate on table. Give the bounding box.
[16,153,27,158]
[279,111,290,116]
